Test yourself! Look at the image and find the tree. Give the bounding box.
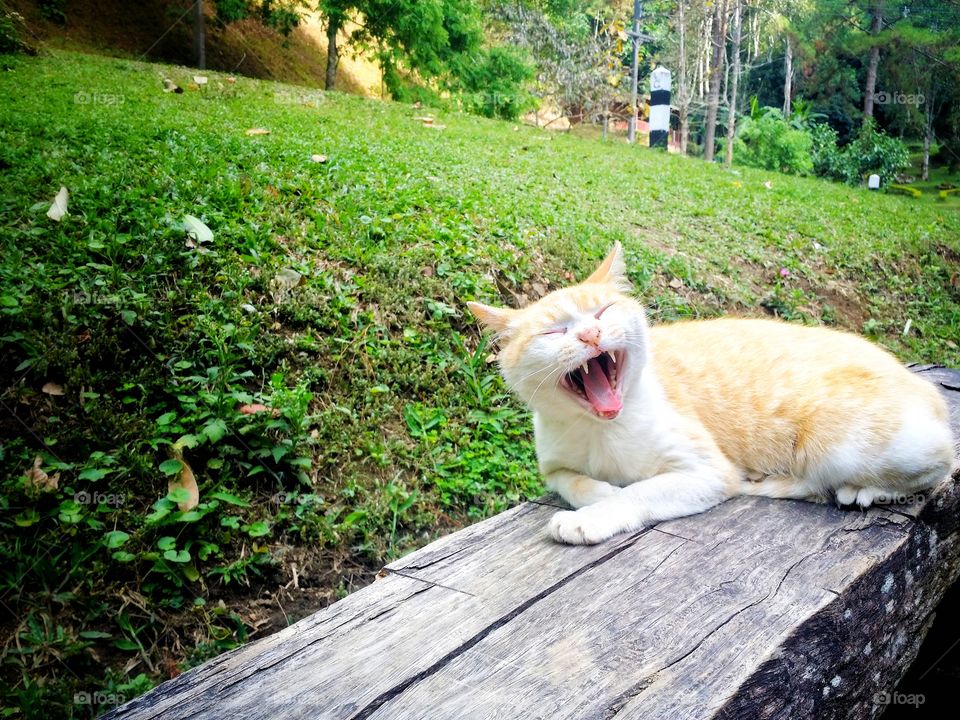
[862,0,882,118]
[725,0,742,166]
[318,0,350,90]
[703,0,729,162]
[194,0,206,69]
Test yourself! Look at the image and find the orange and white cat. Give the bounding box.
[468,243,955,545]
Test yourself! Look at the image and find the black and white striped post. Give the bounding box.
[649,65,671,150]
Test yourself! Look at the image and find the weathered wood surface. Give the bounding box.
[106,366,960,720]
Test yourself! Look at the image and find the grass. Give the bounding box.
[0,49,959,718]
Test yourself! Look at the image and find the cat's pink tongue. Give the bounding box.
[582,357,622,418]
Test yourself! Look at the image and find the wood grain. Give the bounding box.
[104,367,960,720]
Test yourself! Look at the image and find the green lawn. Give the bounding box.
[1,50,959,718]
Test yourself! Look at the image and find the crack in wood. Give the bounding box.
[348,530,652,719]
[389,545,469,572]
[382,568,477,597]
[211,586,435,699]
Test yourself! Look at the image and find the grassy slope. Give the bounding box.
[9,0,383,97]
[1,50,959,717]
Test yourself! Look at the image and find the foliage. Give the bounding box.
[1,50,959,716]
[213,0,310,35]
[36,0,67,24]
[457,46,536,120]
[491,1,627,123]
[734,102,813,175]
[810,118,910,187]
[0,9,30,53]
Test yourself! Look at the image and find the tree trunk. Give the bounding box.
[678,0,689,154]
[863,3,883,118]
[193,0,205,70]
[922,94,933,181]
[703,0,728,162]
[782,34,792,116]
[725,0,742,168]
[325,15,341,91]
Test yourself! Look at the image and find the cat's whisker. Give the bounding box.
[527,365,566,406]
[511,363,560,388]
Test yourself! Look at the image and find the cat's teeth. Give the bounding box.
[581,362,589,375]
[608,351,617,363]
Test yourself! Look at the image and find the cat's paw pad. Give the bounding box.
[548,509,610,545]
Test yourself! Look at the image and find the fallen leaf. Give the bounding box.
[239,403,271,415]
[271,268,304,291]
[310,154,327,163]
[246,128,271,136]
[47,186,68,222]
[187,83,200,92]
[183,215,213,245]
[668,277,683,289]
[24,456,60,492]
[421,266,434,278]
[239,404,280,417]
[226,77,237,84]
[41,382,64,396]
[763,181,773,189]
[167,450,199,512]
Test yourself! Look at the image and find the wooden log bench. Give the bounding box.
[105,366,960,720]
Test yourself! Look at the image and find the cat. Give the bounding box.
[467,242,956,545]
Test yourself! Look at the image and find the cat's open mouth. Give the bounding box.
[561,350,625,420]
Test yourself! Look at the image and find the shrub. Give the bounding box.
[0,10,29,53]
[810,119,909,187]
[457,46,535,120]
[734,107,813,175]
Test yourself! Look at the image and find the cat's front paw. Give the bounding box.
[548,508,615,545]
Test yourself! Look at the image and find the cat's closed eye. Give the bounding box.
[594,301,615,319]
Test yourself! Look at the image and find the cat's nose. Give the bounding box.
[577,326,601,348]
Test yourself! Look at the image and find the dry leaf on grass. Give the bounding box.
[668,277,683,289]
[183,215,213,245]
[167,449,199,511]
[310,154,327,163]
[47,186,69,221]
[24,456,59,492]
[41,382,64,396]
[245,128,271,136]
[239,403,280,417]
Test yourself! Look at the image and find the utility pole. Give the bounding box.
[627,0,643,143]
[193,0,206,70]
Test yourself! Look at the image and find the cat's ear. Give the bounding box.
[467,301,516,334]
[584,241,628,287]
